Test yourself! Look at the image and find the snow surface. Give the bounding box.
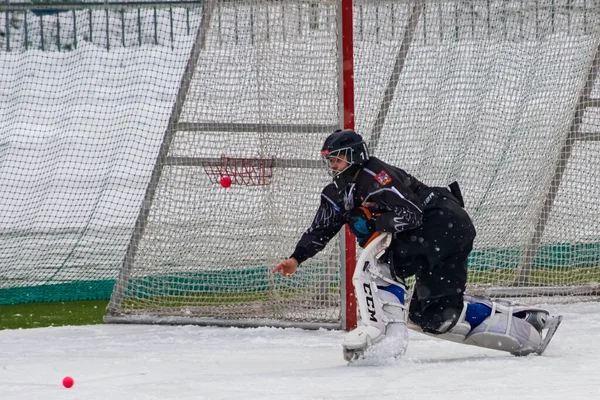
[0,302,598,400]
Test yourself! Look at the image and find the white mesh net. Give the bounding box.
[108,0,600,327]
[107,0,343,327]
[3,0,600,328]
[352,0,600,300]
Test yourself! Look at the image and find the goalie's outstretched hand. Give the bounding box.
[272,258,299,276]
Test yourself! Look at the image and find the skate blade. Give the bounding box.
[535,315,563,355]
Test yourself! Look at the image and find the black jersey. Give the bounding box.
[290,157,429,264]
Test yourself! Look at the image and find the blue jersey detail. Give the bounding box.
[377,285,405,305]
[465,303,492,327]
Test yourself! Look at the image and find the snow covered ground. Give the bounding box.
[0,301,598,400]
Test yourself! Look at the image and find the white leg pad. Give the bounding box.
[464,312,542,356]
[414,297,547,356]
[343,233,408,362]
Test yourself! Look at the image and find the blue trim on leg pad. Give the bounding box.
[466,303,492,328]
[378,285,405,304]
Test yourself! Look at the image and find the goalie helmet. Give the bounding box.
[321,129,369,183]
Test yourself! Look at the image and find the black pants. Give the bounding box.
[389,195,476,333]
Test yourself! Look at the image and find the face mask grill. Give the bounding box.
[321,147,353,177]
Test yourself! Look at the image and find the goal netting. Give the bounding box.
[106,0,600,328]
[2,0,600,330]
[352,0,600,302]
[106,0,345,328]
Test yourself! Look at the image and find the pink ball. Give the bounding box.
[62,376,74,388]
[220,176,232,188]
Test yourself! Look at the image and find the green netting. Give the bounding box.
[3,239,599,305]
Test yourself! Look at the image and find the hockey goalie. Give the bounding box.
[273,129,562,362]
[343,232,561,362]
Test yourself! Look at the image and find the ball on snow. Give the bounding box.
[62,376,74,388]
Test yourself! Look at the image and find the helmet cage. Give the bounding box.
[321,146,354,177]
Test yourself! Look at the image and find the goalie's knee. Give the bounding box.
[408,294,465,334]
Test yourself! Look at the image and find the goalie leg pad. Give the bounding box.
[343,281,388,351]
[343,233,408,362]
[461,296,550,355]
[343,284,409,362]
[417,296,554,356]
[464,312,542,356]
[463,294,551,333]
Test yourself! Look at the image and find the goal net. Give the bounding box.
[105,0,345,328]
[106,0,600,328]
[2,0,600,330]
[357,0,600,301]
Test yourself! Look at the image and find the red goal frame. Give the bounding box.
[340,0,357,331]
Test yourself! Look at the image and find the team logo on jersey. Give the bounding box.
[361,201,377,211]
[375,171,392,186]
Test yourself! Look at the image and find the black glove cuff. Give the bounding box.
[290,248,309,265]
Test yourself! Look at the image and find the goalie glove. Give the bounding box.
[347,206,378,247]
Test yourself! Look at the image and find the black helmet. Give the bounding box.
[321,129,369,180]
